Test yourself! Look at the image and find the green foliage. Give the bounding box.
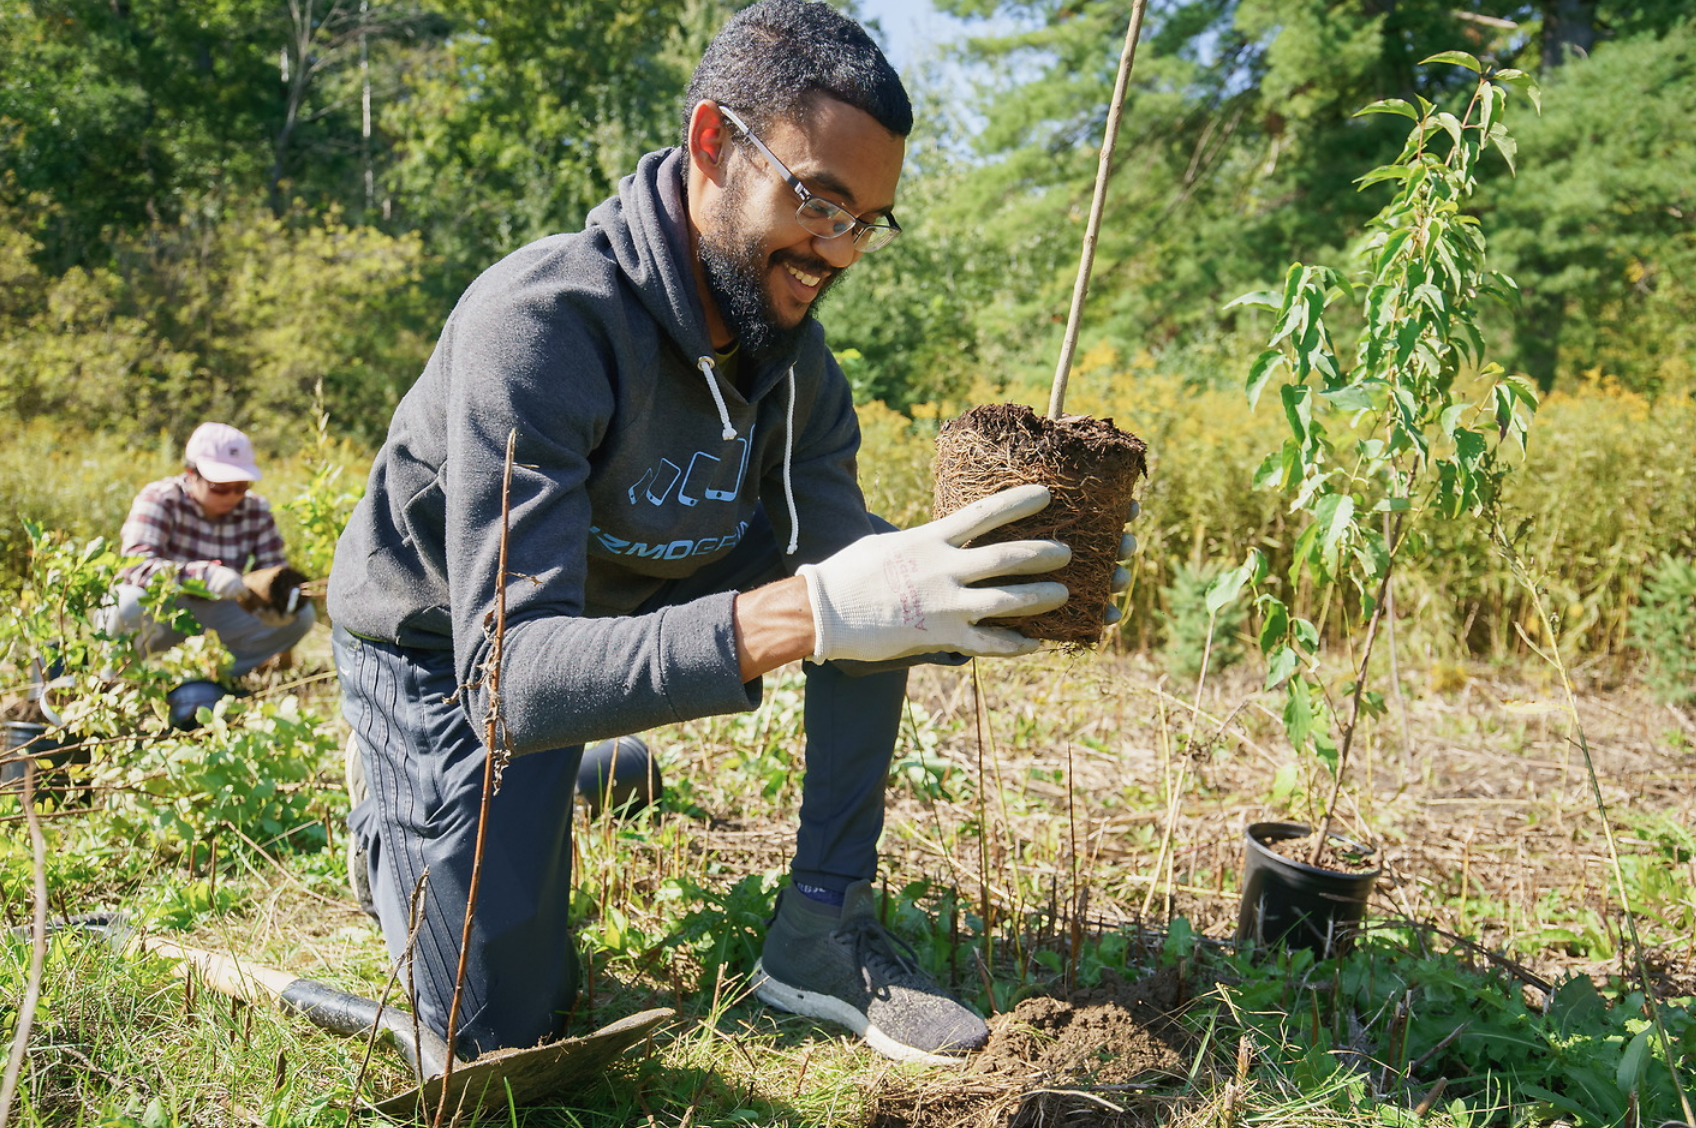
[380,0,733,297]
[0,194,432,446]
[1485,22,1696,394]
[1227,56,1539,801]
[279,388,367,581]
[1219,935,1696,1126]
[1160,560,1247,681]
[1628,554,1696,707]
[99,694,339,859]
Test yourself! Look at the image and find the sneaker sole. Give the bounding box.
[750,959,972,1068]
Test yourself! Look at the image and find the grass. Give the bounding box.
[4,631,1694,1126]
[1,382,1693,1125]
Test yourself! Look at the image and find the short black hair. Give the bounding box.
[683,0,912,146]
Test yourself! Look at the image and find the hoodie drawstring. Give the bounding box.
[697,356,737,441]
[695,355,800,555]
[783,366,800,555]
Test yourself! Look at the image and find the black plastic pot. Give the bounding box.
[0,720,82,791]
[167,680,234,731]
[576,735,663,817]
[1236,821,1380,958]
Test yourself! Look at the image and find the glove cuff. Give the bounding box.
[795,564,833,664]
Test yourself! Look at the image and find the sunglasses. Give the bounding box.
[200,478,250,497]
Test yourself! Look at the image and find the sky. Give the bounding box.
[854,0,973,74]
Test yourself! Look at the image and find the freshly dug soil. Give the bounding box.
[868,967,1195,1128]
[934,404,1146,646]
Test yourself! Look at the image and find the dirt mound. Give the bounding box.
[869,967,1195,1128]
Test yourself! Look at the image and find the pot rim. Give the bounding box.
[1243,820,1383,880]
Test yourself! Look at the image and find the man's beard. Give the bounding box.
[699,177,842,363]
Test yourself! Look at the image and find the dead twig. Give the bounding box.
[0,763,49,1128]
[435,429,519,1127]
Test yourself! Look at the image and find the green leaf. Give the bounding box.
[1488,121,1518,174]
[1259,596,1289,652]
[1313,492,1356,573]
[1373,227,1413,275]
[1281,384,1313,446]
[1420,51,1481,72]
[1246,348,1284,409]
[1320,385,1375,413]
[1494,68,1542,113]
[1206,551,1267,615]
[1292,617,1320,652]
[1356,164,1413,191]
[1223,290,1281,312]
[1354,99,1419,121]
[1616,1026,1652,1093]
[1265,645,1298,690]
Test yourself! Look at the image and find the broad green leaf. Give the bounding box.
[1488,121,1518,175]
[1373,227,1413,275]
[1245,348,1284,409]
[1312,492,1356,573]
[1354,99,1419,121]
[1204,569,1245,616]
[1265,645,1298,690]
[1494,68,1542,113]
[1356,164,1414,190]
[1439,403,1468,437]
[1321,385,1375,413]
[1223,290,1280,312]
[1283,678,1315,747]
[1281,384,1313,445]
[1613,1024,1654,1093]
[1258,596,1288,651]
[1292,617,1320,652]
[1421,50,1482,72]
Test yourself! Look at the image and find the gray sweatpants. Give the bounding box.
[107,583,316,676]
[337,511,921,1056]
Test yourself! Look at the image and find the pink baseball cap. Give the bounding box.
[184,422,263,483]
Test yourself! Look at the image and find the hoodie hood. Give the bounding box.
[587,148,715,363]
[589,148,821,405]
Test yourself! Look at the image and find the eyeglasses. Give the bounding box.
[199,477,250,497]
[717,105,901,253]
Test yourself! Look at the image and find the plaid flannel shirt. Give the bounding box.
[119,475,287,589]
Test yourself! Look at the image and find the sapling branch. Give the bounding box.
[1048,0,1149,420]
[434,428,517,1127]
[0,764,47,1128]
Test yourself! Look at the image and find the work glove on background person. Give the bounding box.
[203,565,247,602]
[1103,499,1142,627]
[798,484,1071,663]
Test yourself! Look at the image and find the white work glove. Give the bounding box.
[203,565,247,601]
[1103,499,1141,626]
[797,484,1072,663]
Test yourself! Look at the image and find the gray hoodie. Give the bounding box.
[329,147,875,754]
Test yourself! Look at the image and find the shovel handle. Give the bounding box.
[134,936,452,1078]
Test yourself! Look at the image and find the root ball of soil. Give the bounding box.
[934,403,1147,646]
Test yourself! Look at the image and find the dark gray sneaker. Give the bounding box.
[751,880,989,1065]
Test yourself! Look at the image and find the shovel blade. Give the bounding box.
[368,1007,671,1121]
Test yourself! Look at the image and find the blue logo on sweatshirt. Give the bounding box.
[589,520,750,560]
[627,431,751,508]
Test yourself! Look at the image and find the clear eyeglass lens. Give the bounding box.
[795,198,897,251]
[797,197,853,237]
[856,224,898,251]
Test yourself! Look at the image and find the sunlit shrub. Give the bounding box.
[855,367,1695,663]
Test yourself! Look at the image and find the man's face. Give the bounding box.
[186,470,249,519]
[696,97,905,362]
